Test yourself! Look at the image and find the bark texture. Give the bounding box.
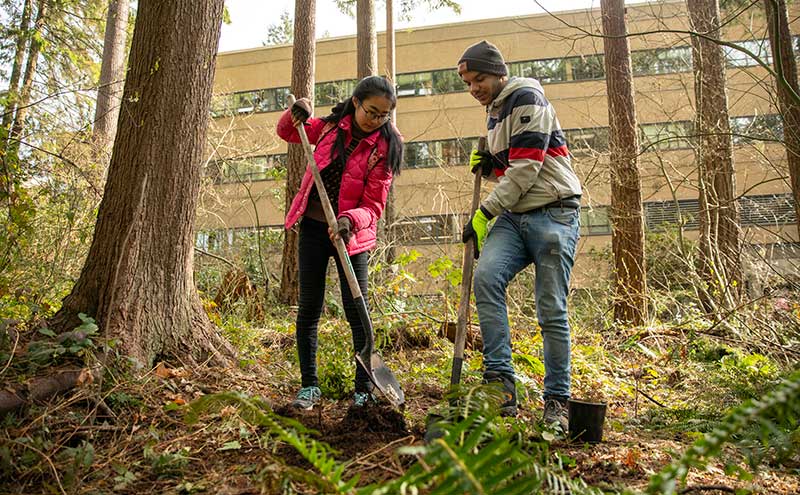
[280,0,316,305]
[688,0,742,310]
[92,0,131,159]
[601,0,648,325]
[764,0,800,240]
[357,0,378,78]
[52,0,234,367]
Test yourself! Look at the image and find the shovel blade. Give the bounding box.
[356,352,405,407]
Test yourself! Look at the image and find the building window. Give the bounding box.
[404,137,478,169]
[569,54,605,81]
[564,127,609,154]
[396,71,434,97]
[432,69,466,94]
[739,194,797,226]
[580,206,611,235]
[640,121,693,151]
[208,154,287,183]
[632,47,692,75]
[645,199,700,231]
[393,215,457,244]
[510,58,567,83]
[316,79,358,107]
[729,114,784,144]
[725,39,772,67]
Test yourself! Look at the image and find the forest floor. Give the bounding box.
[1,292,799,494]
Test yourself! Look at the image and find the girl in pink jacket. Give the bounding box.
[277,76,403,410]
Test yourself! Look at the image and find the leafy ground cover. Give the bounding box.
[1,273,799,494]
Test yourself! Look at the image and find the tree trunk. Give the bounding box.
[92,0,131,161]
[1,0,33,134]
[383,0,397,263]
[688,0,742,312]
[600,0,648,326]
[279,0,316,306]
[764,0,800,240]
[357,0,377,78]
[51,0,234,368]
[8,0,49,148]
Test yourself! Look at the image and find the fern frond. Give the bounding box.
[648,370,800,494]
[187,391,358,494]
[362,403,603,495]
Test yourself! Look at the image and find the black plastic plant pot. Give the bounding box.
[568,399,607,443]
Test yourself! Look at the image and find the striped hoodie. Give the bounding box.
[481,77,582,217]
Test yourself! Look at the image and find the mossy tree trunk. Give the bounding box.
[51,0,234,368]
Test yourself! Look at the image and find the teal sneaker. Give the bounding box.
[291,386,321,410]
[353,391,377,408]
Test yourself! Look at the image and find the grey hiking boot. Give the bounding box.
[291,386,321,410]
[483,371,517,417]
[543,397,568,431]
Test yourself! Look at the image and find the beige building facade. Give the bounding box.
[199,1,798,290]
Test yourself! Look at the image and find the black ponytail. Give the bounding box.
[321,76,404,175]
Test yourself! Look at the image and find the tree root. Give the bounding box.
[0,366,101,417]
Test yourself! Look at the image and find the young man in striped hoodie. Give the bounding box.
[458,40,582,431]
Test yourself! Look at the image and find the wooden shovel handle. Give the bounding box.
[450,136,487,387]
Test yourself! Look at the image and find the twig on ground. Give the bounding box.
[11,439,67,495]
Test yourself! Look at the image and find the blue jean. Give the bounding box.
[473,207,579,400]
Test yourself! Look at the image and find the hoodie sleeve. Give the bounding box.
[481,88,565,216]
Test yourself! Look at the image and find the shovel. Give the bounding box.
[450,136,486,388]
[287,95,404,408]
[424,137,486,442]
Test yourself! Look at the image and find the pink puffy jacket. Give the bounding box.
[278,109,399,255]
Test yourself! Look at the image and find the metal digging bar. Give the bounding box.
[287,94,404,408]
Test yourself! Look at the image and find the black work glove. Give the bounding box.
[291,98,312,123]
[336,216,352,245]
[468,149,493,178]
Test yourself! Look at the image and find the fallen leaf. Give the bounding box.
[154,362,172,379]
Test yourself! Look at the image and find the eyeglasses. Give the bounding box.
[358,102,391,123]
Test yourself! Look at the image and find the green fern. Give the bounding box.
[363,385,604,495]
[648,370,800,494]
[186,391,358,494]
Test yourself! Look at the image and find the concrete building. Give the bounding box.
[199,1,798,292]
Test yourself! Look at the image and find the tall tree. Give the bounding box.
[51,0,234,366]
[357,0,377,78]
[764,0,800,239]
[92,0,130,160]
[279,0,316,305]
[7,0,50,152]
[1,0,33,135]
[600,0,648,325]
[688,0,742,311]
[382,0,398,263]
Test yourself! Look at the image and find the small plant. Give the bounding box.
[144,444,191,478]
[648,370,800,494]
[186,391,358,494]
[27,313,98,367]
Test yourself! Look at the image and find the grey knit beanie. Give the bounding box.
[457,40,508,76]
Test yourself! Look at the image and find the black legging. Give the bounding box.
[296,217,371,392]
